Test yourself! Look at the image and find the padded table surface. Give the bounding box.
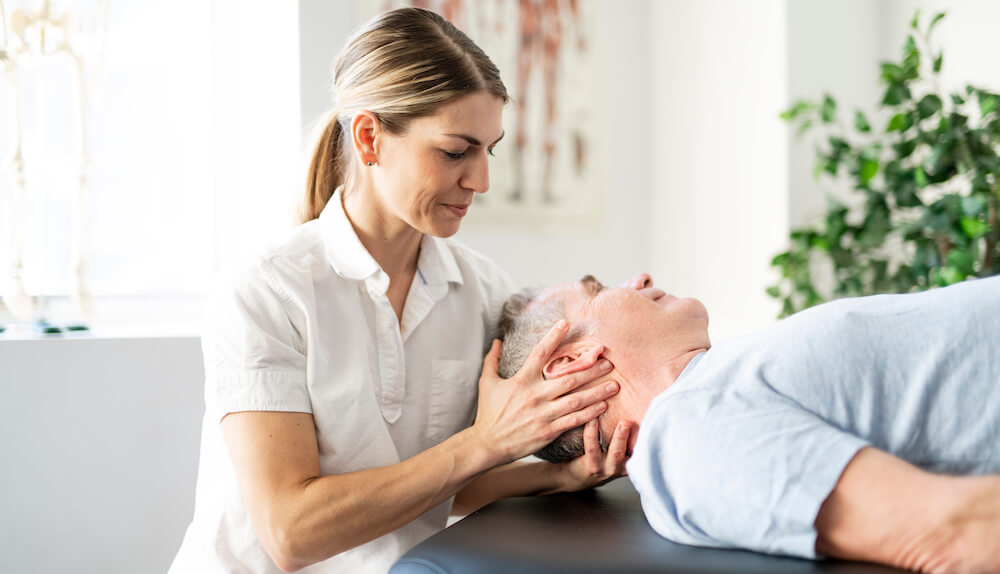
[391,477,906,573]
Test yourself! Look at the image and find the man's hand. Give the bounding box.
[553,418,635,492]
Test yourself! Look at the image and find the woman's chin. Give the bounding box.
[423,219,463,238]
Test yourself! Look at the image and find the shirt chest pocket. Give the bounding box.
[427,359,481,444]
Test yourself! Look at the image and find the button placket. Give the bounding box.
[366,272,406,423]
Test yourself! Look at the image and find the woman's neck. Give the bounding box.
[341,187,422,279]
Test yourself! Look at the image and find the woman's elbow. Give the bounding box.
[262,524,315,573]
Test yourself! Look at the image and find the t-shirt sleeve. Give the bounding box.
[626,387,869,559]
[201,262,310,421]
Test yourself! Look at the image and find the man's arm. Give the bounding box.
[815,446,1000,573]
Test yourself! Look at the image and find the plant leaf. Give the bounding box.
[795,118,815,139]
[928,11,947,39]
[917,94,942,119]
[854,110,871,133]
[960,216,990,238]
[780,100,812,121]
[882,84,911,106]
[947,248,975,275]
[880,62,903,83]
[933,53,943,73]
[861,159,879,185]
[887,112,913,132]
[978,91,998,116]
[821,95,837,123]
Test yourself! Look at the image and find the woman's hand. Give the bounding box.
[553,418,634,493]
[468,320,621,467]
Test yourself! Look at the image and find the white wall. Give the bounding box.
[648,0,788,340]
[786,0,882,227]
[0,337,204,574]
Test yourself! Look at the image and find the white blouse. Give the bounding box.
[169,191,514,574]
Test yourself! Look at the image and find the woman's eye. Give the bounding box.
[443,150,467,160]
[487,147,496,157]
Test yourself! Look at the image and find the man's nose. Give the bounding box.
[619,273,653,290]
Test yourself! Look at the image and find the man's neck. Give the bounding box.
[624,347,709,424]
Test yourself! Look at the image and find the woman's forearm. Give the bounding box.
[223,412,497,572]
[452,459,567,517]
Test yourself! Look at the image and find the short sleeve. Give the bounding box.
[201,262,310,421]
[626,387,869,559]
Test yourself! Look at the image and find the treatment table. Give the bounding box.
[391,477,906,573]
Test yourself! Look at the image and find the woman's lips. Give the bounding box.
[445,204,470,217]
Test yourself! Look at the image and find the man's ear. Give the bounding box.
[543,344,605,379]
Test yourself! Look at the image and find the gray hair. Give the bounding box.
[497,287,597,463]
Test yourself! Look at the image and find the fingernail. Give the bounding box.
[599,359,611,371]
[606,381,619,392]
[555,320,568,330]
[599,401,608,411]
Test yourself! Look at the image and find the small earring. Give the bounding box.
[366,161,374,167]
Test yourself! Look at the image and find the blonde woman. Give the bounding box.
[169,8,632,573]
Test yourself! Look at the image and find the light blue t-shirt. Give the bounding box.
[626,275,1000,559]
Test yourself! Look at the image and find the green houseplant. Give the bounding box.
[769,11,1000,317]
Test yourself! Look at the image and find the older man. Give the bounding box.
[497,273,1000,573]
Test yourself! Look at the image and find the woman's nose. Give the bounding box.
[460,153,490,194]
[619,273,653,290]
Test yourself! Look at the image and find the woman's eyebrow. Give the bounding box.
[444,131,505,147]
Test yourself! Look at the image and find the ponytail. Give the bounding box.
[299,111,345,224]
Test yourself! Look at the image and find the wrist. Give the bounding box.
[534,459,571,495]
[454,425,507,471]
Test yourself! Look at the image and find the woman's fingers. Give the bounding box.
[480,339,502,378]
[520,320,570,376]
[606,421,632,471]
[543,357,614,400]
[549,380,619,419]
[583,418,601,458]
[548,400,608,436]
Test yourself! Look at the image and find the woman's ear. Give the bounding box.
[543,344,605,379]
[351,110,380,165]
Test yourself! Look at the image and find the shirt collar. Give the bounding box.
[320,188,380,281]
[320,188,463,287]
[416,233,464,288]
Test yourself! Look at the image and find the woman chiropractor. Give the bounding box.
[169,8,631,573]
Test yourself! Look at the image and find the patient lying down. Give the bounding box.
[497,273,1000,574]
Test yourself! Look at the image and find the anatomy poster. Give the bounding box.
[359,0,607,232]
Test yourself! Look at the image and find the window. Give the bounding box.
[0,0,301,334]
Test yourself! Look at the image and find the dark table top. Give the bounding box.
[391,477,907,574]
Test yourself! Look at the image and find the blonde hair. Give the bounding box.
[299,7,509,224]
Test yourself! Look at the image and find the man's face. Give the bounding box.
[536,272,710,391]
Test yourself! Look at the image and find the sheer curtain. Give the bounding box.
[0,0,302,334]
